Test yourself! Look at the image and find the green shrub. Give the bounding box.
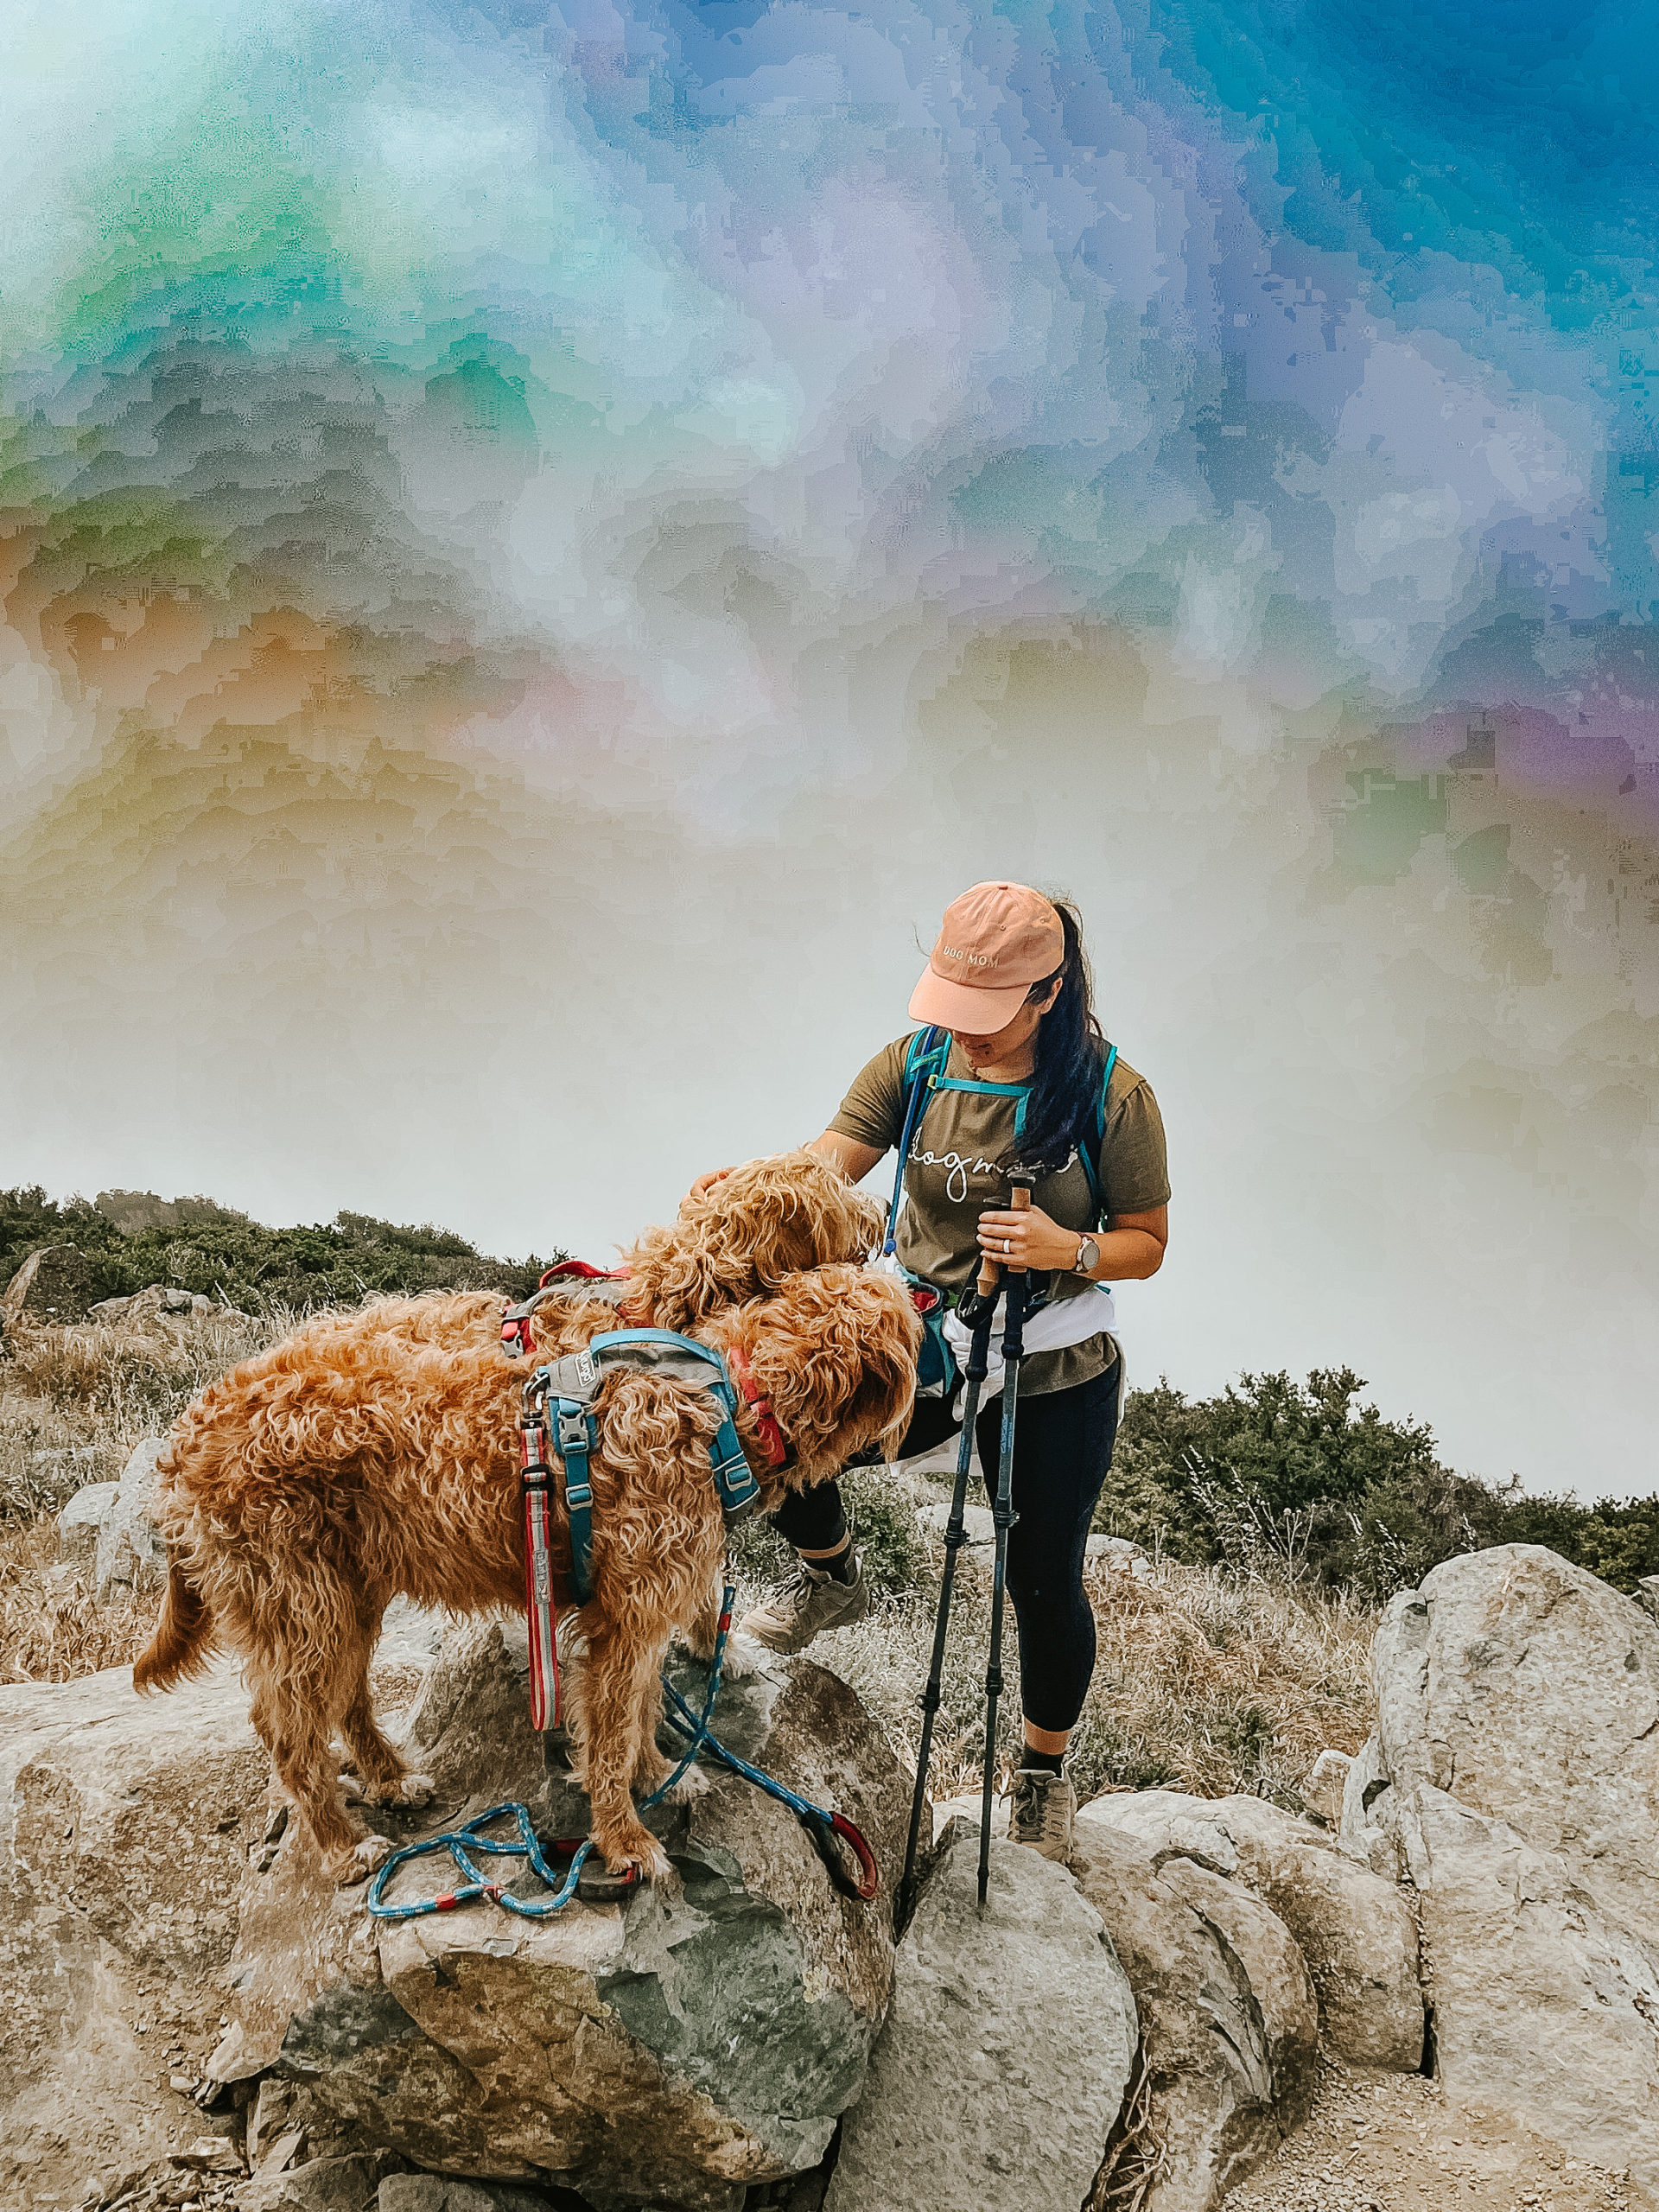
[0,1185,563,1313]
[723,1463,926,1604]
[1096,1367,1659,1599]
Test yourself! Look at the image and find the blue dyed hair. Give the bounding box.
[1015,895,1108,1177]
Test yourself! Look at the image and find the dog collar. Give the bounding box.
[501,1262,634,1357]
[725,1342,791,1469]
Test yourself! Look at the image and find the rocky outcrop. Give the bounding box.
[96,1435,168,1595]
[1068,1822,1319,2212]
[222,1622,907,2212]
[1079,1789,1423,2069]
[51,1435,171,1586]
[0,1608,447,2211]
[1300,1750,1350,1829]
[1343,1544,1659,2193]
[89,1284,232,1323]
[2,1243,105,1323]
[823,1818,1137,2212]
[58,1478,121,1563]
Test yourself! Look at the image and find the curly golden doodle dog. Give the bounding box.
[304,1147,886,1367]
[134,1264,918,1885]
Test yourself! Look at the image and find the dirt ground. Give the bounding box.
[1230,2060,1651,2212]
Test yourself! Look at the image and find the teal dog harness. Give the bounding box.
[516,1330,760,1732]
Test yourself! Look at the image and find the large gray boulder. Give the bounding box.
[0,1606,452,2212]
[823,1819,1137,2212]
[1068,1823,1319,2212]
[1344,1544,1659,2190]
[95,1436,168,1595]
[1078,1789,1423,2069]
[0,1659,270,2207]
[221,1622,907,2212]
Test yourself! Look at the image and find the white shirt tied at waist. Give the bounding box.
[941,1280,1118,1398]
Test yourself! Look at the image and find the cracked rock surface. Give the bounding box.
[1341,1544,1659,2195]
[224,1621,906,2212]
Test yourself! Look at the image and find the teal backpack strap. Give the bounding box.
[930,1071,1030,1147]
[886,1026,950,1257]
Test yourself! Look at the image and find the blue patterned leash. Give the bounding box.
[365,1588,880,1919]
[366,1584,737,1922]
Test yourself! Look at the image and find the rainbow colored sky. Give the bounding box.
[4,0,1657,1491]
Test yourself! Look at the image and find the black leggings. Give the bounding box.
[771,1359,1122,1734]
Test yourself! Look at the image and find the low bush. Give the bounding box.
[1096,1368,1659,1598]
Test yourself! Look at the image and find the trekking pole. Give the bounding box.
[978,1169,1034,1915]
[896,1254,1004,1932]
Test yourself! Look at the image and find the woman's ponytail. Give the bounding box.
[1014,896,1107,1176]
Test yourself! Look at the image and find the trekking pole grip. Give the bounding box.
[976,1170,1036,1297]
[1004,1172,1033,1274]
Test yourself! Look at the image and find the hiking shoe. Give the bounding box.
[740,1552,868,1655]
[1008,1766,1077,1863]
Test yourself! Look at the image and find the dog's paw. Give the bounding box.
[602,1830,674,1884]
[663,1762,710,1804]
[364,1770,435,1809]
[331,1834,393,1887]
[719,1633,767,1681]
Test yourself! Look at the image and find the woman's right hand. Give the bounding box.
[689,1166,736,1198]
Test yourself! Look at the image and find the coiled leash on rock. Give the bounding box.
[367,1586,736,1922]
[366,1583,878,1919]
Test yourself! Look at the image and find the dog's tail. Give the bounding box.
[132,1558,216,1693]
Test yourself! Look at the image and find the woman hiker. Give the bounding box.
[691,880,1170,1863]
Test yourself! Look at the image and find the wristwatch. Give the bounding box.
[1072,1235,1099,1278]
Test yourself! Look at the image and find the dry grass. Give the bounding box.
[0,1516,162,1682]
[0,1308,292,1517]
[0,1308,291,1682]
[788,1520,1378,1809]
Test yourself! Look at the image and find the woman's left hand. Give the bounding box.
[976,1203,1081,1275]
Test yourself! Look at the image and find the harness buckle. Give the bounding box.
[556,1404,591,1458]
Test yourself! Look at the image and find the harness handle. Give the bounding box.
[811,1811,880,1901]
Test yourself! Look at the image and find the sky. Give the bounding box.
[3,0,1659,1496]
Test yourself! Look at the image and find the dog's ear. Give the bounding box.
[616,1219,751,1333]
[740,1266,920,1481]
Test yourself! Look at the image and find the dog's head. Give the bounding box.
[706,1262,919,1486]
[620,1150,886,1333]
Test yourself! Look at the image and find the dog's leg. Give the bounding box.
[249,1656,391,1888]
[631,1671,709,1806]
[581,1620,677,1881]
[336,1615,434,1811]
[339,1680,434,1811]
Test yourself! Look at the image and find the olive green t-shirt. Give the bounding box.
[830,1034,1169,1395]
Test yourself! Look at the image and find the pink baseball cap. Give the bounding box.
[907,881,1065,1032]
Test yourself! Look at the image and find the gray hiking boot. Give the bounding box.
[740,1550,868,1655]
[1008,1765,1077,1863]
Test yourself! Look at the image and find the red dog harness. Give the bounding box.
[723,1341,790,1470]
[501,1261,631,1358]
